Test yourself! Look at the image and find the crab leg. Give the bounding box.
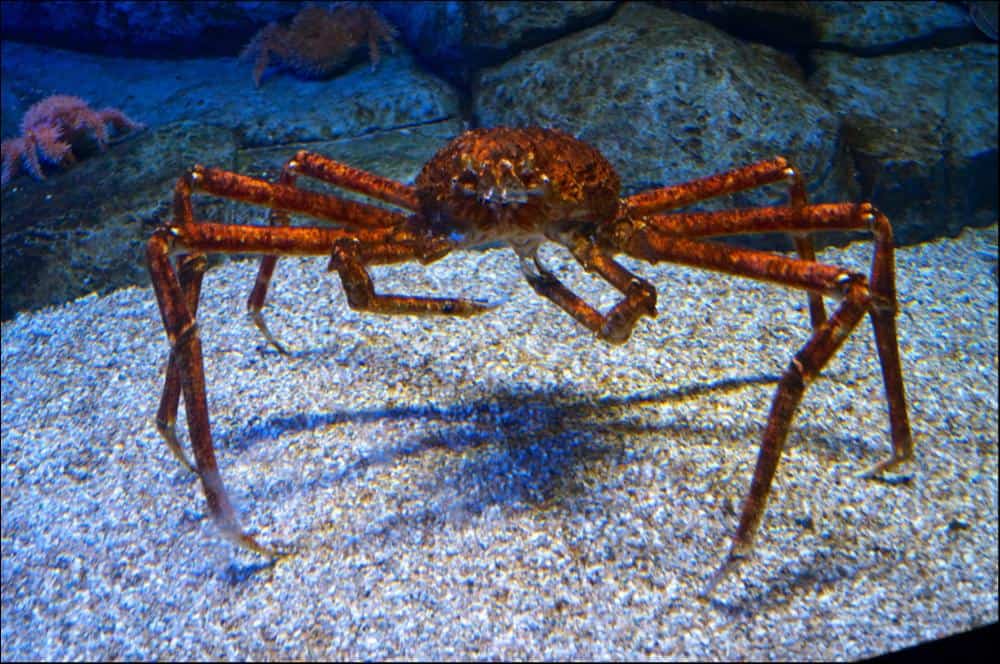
[516,240,657,344]
[155,178,209,470]
[248,212,293,352]
[155,253,206,472]
[246,152,421,351]
[704,278,871,592]
[175,165,414,350]
[149,222,406,552]
[148,228,274,556]
[615,203,911,589]
[624,157,799,216]
[635,203,875,239]
[246,160,300,353]
[149,219,501,553]
[624,157,826,326]
[327,236,498,316]
[859,211,911,477]
[287,150,420,210]
[190,166,410,228]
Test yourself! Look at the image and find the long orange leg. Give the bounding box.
[641,204,909,454]
[287,150,420,210]
[190,166,411,228]
[613,203,911,590]
[155,253,206,472]
[624,157,798,216]
[155,178,209,472]
[150,176,400,552]
[247,175,295,354]
[858,211,912,477]
[176,161,412,354]
[246,152,421,352]
[625,157,827,326]
[148,219,498,554]
[705,279,872,592]
[176,165,409,353]
[148,228,275,556]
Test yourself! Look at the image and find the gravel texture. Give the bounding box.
[2,225,997,660]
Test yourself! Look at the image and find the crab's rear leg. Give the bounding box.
[247,151,421,352]
[624,157,827,327]
[615,203,911,591]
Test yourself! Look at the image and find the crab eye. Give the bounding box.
[455,153,476,174]
[450,173,477,196]
[520,153,535,174]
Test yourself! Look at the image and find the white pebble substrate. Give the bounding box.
[2,226,997,660]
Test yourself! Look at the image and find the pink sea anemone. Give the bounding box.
[1,94,144,186]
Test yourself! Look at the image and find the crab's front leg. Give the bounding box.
[615,204,911,592]
[514,237,657,344]
[147,216,501,555]
[155,252,206,472]
[624,157,828,328]
[147,228,276,556]
[325,235,499,316]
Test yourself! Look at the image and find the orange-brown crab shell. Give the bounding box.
[414,127,622,243]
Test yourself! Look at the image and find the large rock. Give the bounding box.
[379,1,617,86]
[476,4,847,222]
[0,122,234,321]
[0,0,296,57]
[809,45,998,243]
[0,40,460,150]
[676,1,977,51]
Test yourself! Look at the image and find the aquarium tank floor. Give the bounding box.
[2,225,996,660]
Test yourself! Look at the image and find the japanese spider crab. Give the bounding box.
[147,126,912,588]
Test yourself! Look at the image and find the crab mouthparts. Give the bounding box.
[478,184,544,207]
[451,154,552,209]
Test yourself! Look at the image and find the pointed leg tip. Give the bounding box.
[270,339,293,355]
[702,538,754,597]
[155,418,197,473]
[855,453,912,481]
[249,311,295,354]
[222,526,291,560]
[474,293,510,311]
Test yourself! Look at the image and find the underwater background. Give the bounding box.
[2,1,997,659]
[1,0,997,318]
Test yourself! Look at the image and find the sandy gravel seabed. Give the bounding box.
[2,225,997,660]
